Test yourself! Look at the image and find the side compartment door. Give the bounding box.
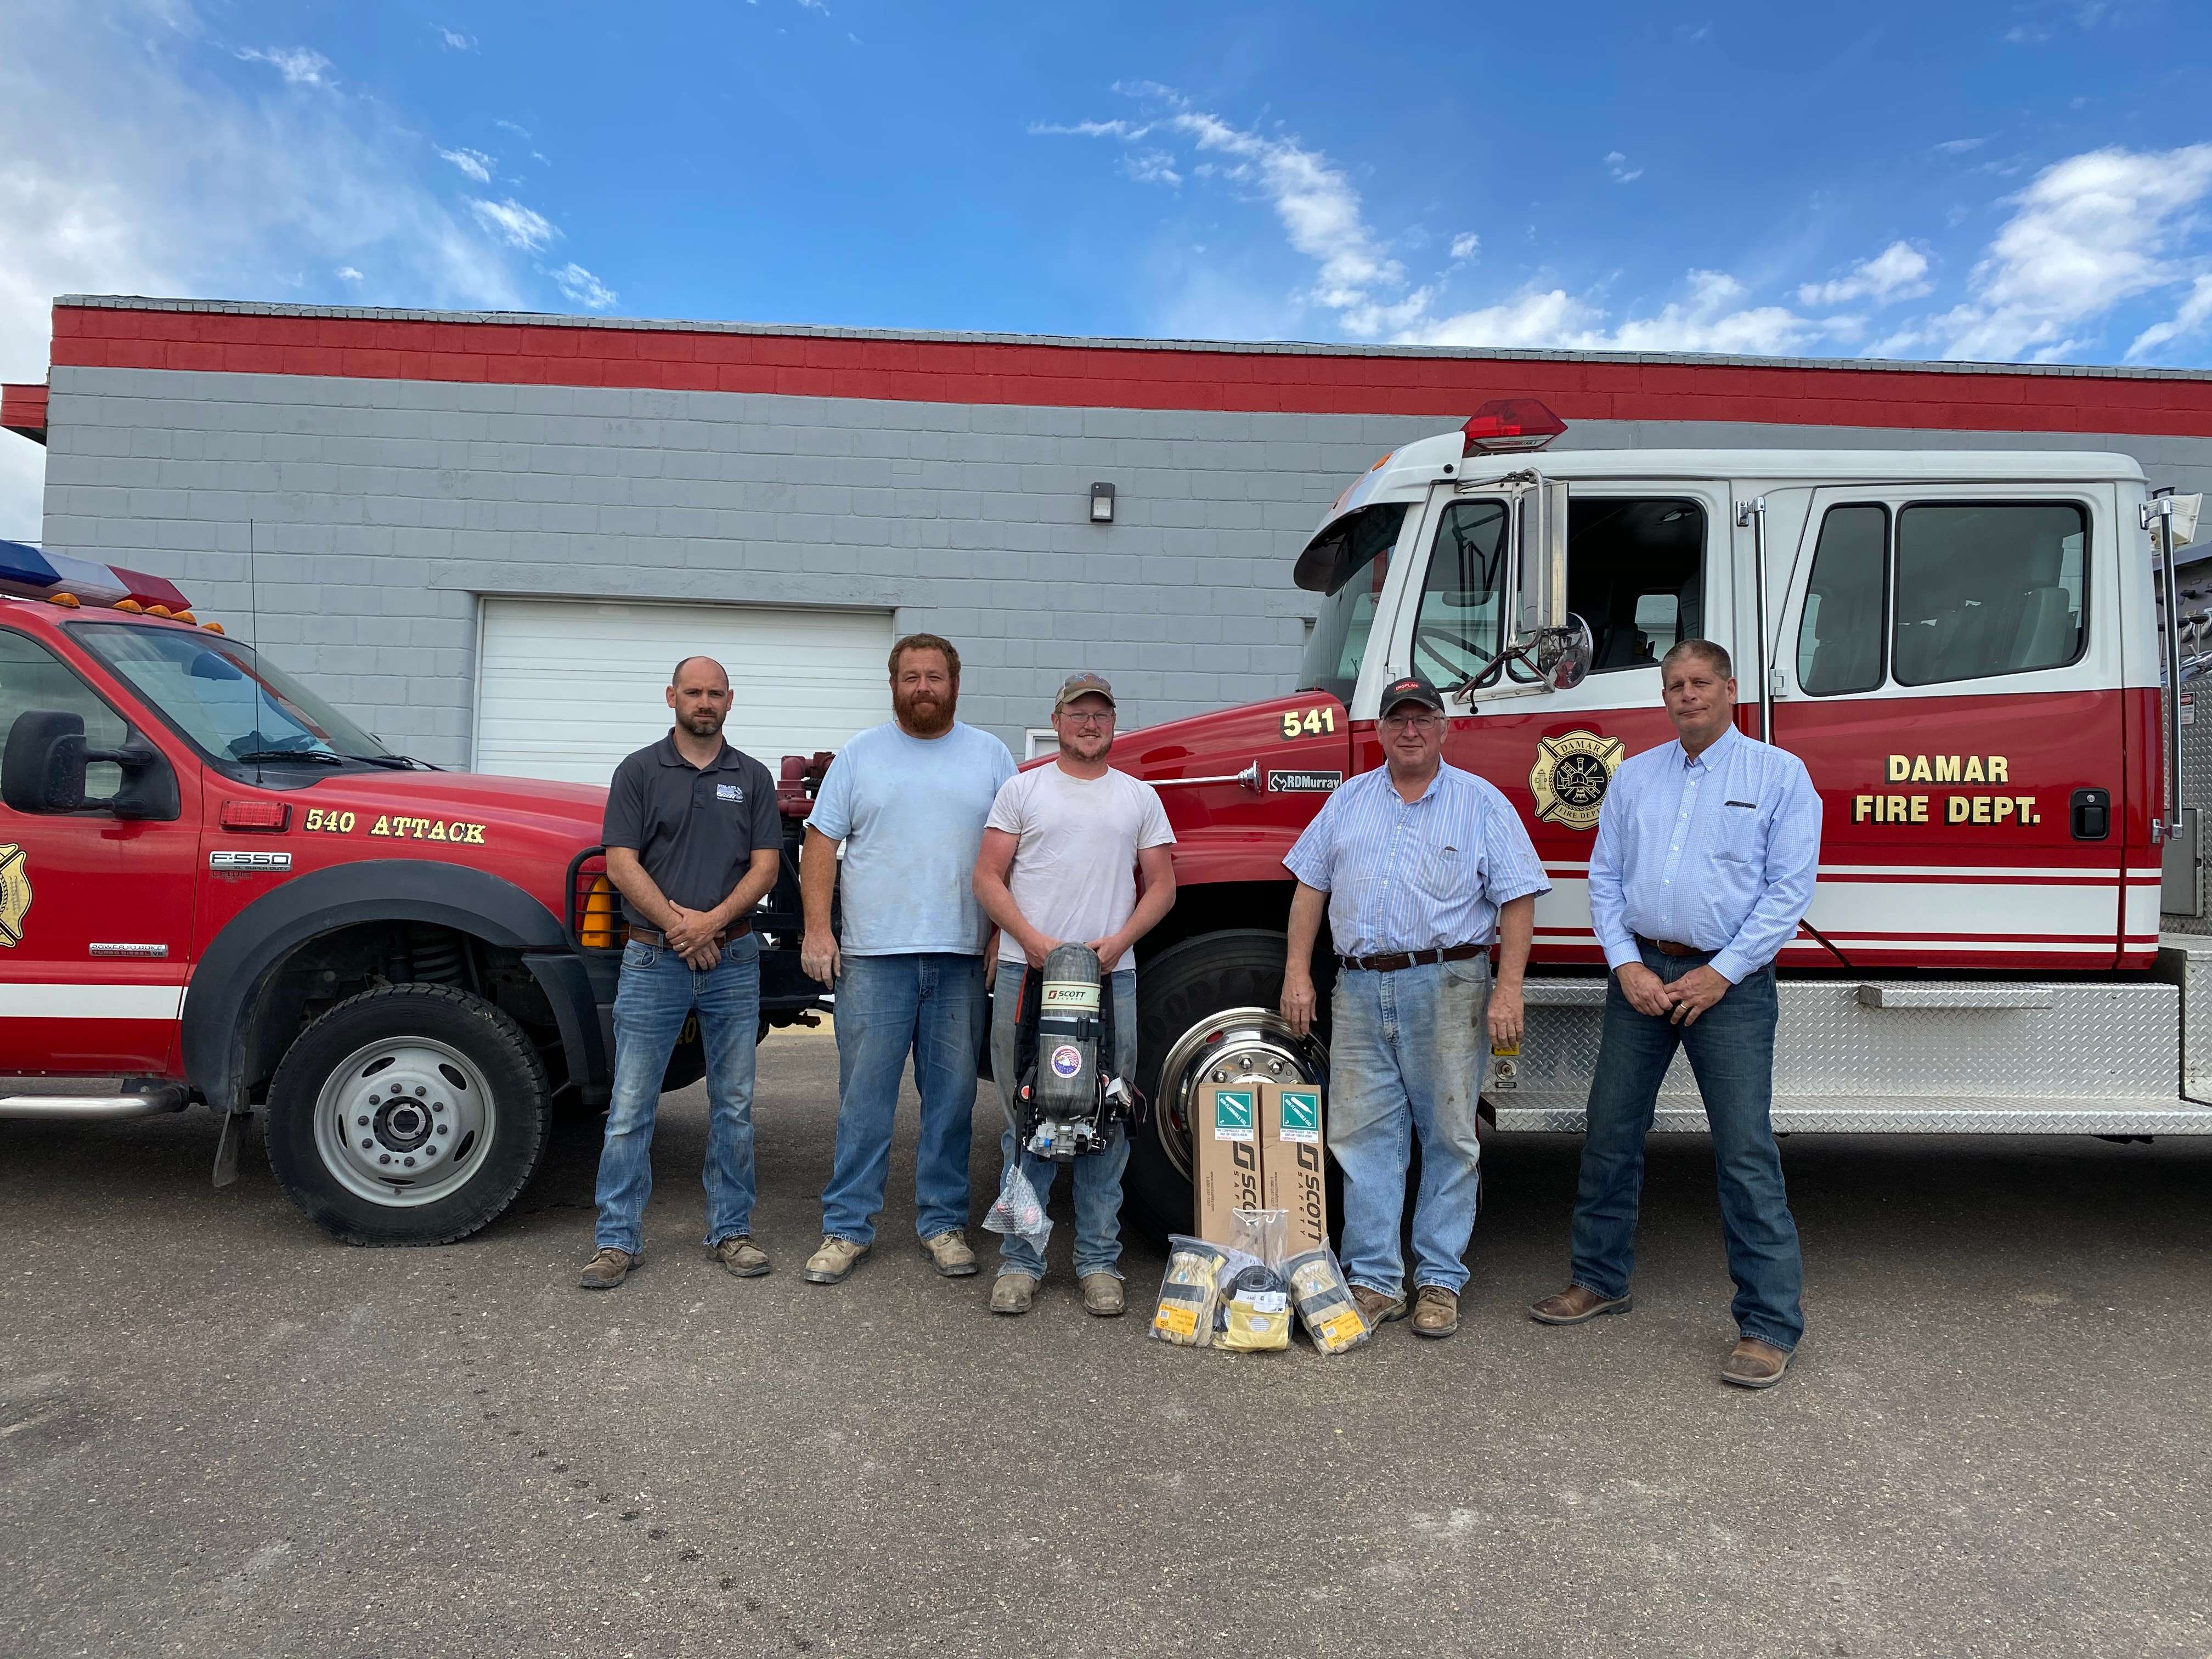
[1769,486,2124,970]
[1396,482,1728,964]
[0,627,201,1073]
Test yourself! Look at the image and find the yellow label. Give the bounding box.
[1314,1311,1364,1351]
[1153,1305,1198,1337]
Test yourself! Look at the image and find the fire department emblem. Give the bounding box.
[0,843,29,948]
[1529,731,1626,831]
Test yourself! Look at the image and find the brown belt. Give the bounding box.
[625,921,752,949]
[1336,942,1487,974]
[1635,933,1700,958]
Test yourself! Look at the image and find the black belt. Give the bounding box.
[1634,933,1703,958]
[1336,942,1487,974]
[625,921,751,949]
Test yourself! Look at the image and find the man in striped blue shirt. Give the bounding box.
[1282,673,1550,1338]
[1529,639,1821,1389]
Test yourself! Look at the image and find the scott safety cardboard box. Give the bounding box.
[1194,1081,1265,1242]
[1261,1081,1328,1252]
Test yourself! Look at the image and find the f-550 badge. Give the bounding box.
[0,843,29,948]
[1530,731,1625,832]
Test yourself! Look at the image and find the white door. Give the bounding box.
[473,598,894,782]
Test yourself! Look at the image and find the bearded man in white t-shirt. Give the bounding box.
[972,672,1177,1317]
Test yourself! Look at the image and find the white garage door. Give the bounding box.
[473,598,894,783]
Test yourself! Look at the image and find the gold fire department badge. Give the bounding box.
[0,843,29,948]
[1529,731,1626,831]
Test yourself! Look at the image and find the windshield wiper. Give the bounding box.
[232,749,347,766]
[349,753,441,771]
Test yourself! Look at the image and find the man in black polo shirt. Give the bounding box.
[578,655,784,1290]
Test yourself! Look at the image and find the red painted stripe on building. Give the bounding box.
[46,303,2212,437]
[1,382,47,444]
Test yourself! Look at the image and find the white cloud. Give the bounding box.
[1414,270,1818,356]
[234,46,334,86]
[1796,240,1933,306]
[1932,144,2212,359]
[2129,275,2212,361]
[495,119,531,137]
[438,27,475,50]
[1449,232,1479,261]
[549,261,617,311]
[1605,151,1643,184]
[436,146,494,183]
[1934,137,1988,155]
[1122,150,1181,187]
[0,0,557,538]
[1029,119,1147,139]
[469,197,558,252]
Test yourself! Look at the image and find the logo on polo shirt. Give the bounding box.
[715,783,744,803]
[1530,730,1626,832]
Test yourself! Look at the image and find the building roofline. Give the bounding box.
[53,293,2212,385]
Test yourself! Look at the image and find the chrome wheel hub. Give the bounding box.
[1152,1005,1328,1181]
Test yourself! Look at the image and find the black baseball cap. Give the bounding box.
[1380,672,1445,715]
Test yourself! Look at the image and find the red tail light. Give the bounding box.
[220,800,290,831]
[1462,397,1567,454]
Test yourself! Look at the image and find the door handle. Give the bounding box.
[2068,787,2110,841]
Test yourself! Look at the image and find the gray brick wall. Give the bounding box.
[37,365,2212,766]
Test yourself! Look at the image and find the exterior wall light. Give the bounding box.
[1090,482,1116,524]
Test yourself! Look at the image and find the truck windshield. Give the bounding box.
[71,623,391,766]
[1297,503,1408,703]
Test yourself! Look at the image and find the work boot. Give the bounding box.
[1720,1338,1794,1390]
[713,1235,770,1278]
[802,1235,870,1284]
[989,1273,1036,1316]
[919,1229,979,1278]
[1350,1284,1407,1325]
[1528,1284,1634,1326]
[577,1247,636,1290]
[1080,1273,1125,1318]
[1409,1285,1459,1339]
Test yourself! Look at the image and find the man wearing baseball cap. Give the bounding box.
[972,672,1177,1316]
[1279,671,1549,1337]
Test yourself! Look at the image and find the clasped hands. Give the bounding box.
[1617,961,1729,1026]
[662,904,726,971]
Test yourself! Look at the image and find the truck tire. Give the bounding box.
[1126,929,1330,1245]
[264,983,552,1246]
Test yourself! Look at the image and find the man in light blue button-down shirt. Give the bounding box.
[1529,640,1820,1389]
[1282,673,1550,1338]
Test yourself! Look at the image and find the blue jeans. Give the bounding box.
[1569,943,1804,1351]
[1329,957,1491,1299]
[593,934,761,1255]
[990,960,1136,1281]
[818,951,986,1246]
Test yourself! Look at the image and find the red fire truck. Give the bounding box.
[1105,400,2212,1238]
[0,542,825,1244]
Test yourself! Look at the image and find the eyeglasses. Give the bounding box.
[1059,710,1115,727]
[1379,712,1443,731]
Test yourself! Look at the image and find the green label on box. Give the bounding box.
[1278,1090,1321,1143]
[1213,1090,1254,1141]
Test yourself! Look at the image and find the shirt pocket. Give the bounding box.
[1709,802,1767,865]
[1414,840,1468,901]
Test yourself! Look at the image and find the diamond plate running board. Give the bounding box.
[1489,1092,2212,1136]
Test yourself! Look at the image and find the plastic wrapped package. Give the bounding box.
[982,1163,1051,1256]
[1284,1247,1372,1355]
[1152,1236,1228,1346]
[1225,1207,1288,1269]
[1217,1262,1293,1351]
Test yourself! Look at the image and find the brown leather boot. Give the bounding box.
[1527,1284,1633,1325]
[1720,1338,1793,1389]
[1350,1284,1407,1325]
[1409,1285,1459,1339]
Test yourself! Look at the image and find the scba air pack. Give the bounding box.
[1012,943,1143,1160]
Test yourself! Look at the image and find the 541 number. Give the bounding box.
[1279,706,1339,739]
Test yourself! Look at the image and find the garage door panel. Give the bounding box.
[475,599,893,784]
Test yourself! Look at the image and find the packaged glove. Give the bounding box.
[1217,1262,1293,1352]
[1284,1246,1371,1355]
[1151,1235,1227,1347]
[982,1163,1051,1256]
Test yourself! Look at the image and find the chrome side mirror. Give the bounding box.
[1535,613,1593,691]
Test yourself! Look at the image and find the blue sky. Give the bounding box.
[3,0,2210,530]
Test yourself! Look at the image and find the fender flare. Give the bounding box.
[182,860,604,1111]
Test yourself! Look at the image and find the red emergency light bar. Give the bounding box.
[0,539,206,626]
[1463,398,1567,454]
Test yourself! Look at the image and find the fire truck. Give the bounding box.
[1104,399,2212,1239]
[0,540,825,1245]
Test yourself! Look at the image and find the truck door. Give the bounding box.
[1768,486,2126,970]
[0,625,200,1073]
[1392,479,1729,964]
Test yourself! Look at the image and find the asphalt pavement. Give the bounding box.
[4,1029,2210,1659]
